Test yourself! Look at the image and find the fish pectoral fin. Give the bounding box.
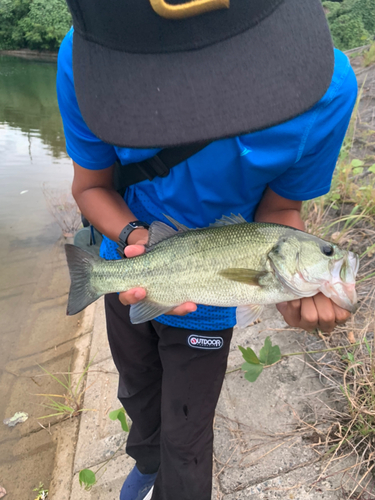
[219,268,268,286]
[236,304,264,329]
[129,300,175,324]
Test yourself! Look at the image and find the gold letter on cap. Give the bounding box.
[149,0,229,20]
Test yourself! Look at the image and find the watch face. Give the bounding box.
[119,221,150,249]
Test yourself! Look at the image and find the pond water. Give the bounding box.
[0,55,76,496]
[0,55,72,242]
[0,55,73,362]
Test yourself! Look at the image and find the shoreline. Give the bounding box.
[0,48,57,62]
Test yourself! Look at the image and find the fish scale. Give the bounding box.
[90,223,285,306]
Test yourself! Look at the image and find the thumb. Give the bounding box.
[276,302,287,315]
[124,244,146,258]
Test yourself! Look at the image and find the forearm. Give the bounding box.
[75,187,136,240]
[254,186,305,231]
[72,162,148,245]
[254,207,305,231]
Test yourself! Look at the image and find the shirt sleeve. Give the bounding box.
[269,51,358,201]
[56,29,118,170]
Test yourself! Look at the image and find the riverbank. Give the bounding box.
[64,300,375,500]
[0,49,57,62]
[0,236,94,500]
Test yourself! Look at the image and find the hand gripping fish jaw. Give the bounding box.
[268,232,360,313]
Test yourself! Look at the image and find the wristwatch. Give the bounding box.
[117,220,150,258]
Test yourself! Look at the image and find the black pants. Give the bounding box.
[104,294,233,500]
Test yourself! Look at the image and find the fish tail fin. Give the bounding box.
[65,244,102,315]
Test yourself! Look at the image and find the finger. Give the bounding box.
[313,293,336,333]
[276,299,301,327]
[332,303,351,324]
[119,288,146,305]
[165,302,197,316]
[124,244,146,258]
[300,297,319,332]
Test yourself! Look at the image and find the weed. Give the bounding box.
[36,359,96,419]
[42,183,82,238]
[302,79,375,230]
[33,483,48,500]
[363,42,375,67]
[79,408,129,491]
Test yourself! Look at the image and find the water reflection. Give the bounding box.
[0,57,80,498]
[0,55,67,158]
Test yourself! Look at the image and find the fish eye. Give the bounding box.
[321,244,334,257]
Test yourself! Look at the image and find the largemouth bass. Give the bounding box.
[65,215,359,327]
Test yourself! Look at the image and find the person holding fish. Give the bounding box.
[57,0,358,499]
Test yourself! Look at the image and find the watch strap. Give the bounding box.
[117,221,149,258]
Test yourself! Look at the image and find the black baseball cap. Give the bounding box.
[65,0,334,148]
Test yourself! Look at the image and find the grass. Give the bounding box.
[36,359,96,420]
[363,43,375,67]
[296,325,375,498]
[33,483,48,500]
[42,183,82,238]
[298,80,375,496]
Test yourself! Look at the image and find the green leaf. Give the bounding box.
[109,408,129,432]
[353,167,363,175]
[258,337,281,366]
[369,164,375,174]
[238,345,260,364]
[242,362,263,382]
[330,193,341,200]
[351,159,364,168]
[79,469,96,490]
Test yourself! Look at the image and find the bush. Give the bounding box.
[0,0,71,51]
[323,0,375,50]
[351,0,375,33]
[329,12,371,50]
[0,0,30,49]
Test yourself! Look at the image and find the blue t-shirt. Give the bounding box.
[57,28,357,331]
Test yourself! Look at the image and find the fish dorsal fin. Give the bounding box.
[130,300,175,324]
[219,268,267,286]
[147,221,178,248]
[236,304,264,329]
[163,214,191,232]
[210,213,247,227]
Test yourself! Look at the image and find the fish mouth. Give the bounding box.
[321,251,360,313]
[320,281,358,313]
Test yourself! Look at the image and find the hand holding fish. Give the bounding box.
[277,294,351,333]
[119,236,197,317]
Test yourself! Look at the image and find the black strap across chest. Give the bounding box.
[113,141,211,196]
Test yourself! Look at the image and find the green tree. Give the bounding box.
[0,0,31,49]
[351,0,375,33]
[323,0,375,50]
[330,12,370,50]
[18,0,71,50]
[0,0,71,51]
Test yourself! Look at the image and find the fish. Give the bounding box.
[64,214,359,327]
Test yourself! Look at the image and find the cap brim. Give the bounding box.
[73,0,334,148]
